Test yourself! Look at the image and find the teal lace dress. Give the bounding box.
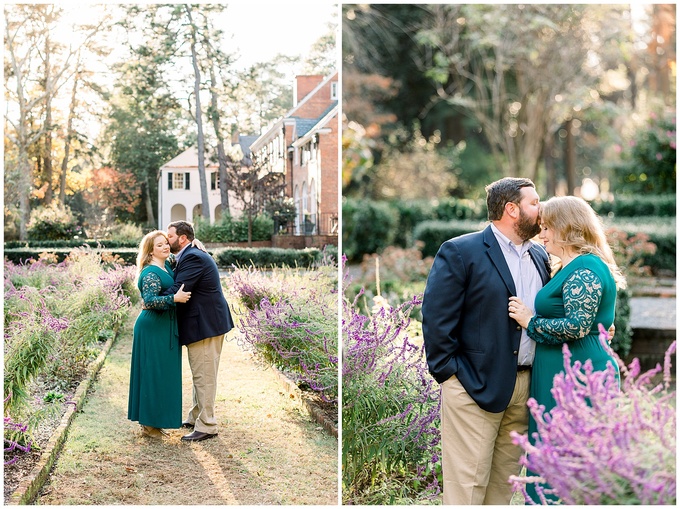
[127,262,182,429]
[525,253,619,503]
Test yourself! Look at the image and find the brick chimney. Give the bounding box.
[294,75,324,106]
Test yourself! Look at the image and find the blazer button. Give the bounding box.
[513,350,518,355]
[516,325,521,331]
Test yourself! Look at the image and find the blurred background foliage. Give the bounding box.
[342,4,675,201]
[342,3,675,273]
[341,1,675,411]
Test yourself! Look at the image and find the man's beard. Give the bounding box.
[170,240,181,254]
[516,208,541,241]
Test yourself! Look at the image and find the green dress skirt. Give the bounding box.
[127,263,182,429]
[525,254,620,503]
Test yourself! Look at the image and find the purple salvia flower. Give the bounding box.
[342,257,440,500]
[511,326,676,505]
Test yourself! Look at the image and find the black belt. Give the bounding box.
[517,365,532,372]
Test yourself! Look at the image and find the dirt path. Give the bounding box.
[37,309,338,505]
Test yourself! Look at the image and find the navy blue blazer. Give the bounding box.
[164,245,234,346]
[421,225,551,413]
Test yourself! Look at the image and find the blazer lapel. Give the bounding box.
[483,226,517,295]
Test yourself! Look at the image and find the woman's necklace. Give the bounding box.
[560,252,578,268]
[150,259,167,271]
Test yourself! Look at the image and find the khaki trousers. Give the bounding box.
[185,334,224,434]
[440,370,530,505]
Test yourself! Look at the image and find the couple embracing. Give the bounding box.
[127,220,234,442]
[422,177,626,504]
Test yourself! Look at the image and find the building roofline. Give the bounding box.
[250,70,338,152]
[291,104,338,148]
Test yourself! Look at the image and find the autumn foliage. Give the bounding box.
[83,166,140,214]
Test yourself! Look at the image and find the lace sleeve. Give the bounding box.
[140,271,175,310]
[527,267,603,345]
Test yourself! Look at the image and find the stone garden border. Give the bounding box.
[268,365,338,438]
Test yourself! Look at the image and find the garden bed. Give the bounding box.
[4,327,117,503]
[3,250,137,500]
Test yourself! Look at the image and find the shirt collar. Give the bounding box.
[175,243,190,262]
[490,223,531,256]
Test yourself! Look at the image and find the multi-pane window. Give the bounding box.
[168,172,190,190]
[211,172,220,190]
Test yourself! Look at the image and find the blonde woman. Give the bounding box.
[127,230,191,438]
[508,196,626,502]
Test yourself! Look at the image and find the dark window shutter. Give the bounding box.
[168,172,172,190]
[185,172,190,190]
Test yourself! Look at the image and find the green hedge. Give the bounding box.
[432,197,487,221]
[342,199,399,262]
[5,239,140,249]
[3,248,139,265]
[591,194,676,218]
[4,245,338,271]
[344,195,675,263]
[413,217,676,275]
[343,198,488,261]
[194,214,274,243]
[213,247,325,269]
[390,200,439,248]
[413,219,489,258]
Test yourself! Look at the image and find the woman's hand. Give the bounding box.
[174,283,192,303]
[607,324,615,344]
[509,296,533,329]
[191,238,207,252]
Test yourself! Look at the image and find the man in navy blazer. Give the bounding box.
[422,178,551,504]
[165,221,234,442]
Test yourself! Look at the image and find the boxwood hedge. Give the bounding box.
[343,195,675,263]
[213,247,323,269]
[413,217,675,274]
[4,245,338,270]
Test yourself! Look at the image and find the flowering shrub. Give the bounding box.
[107,221,144,243]
[227,267,287,310]
[26,203,85,240]
[606,228,658,278]
[226,264,338,402]
[265,197,297,232]
[613,111,676,194]
[511,325,676,505]
[342,256,440,504]
[4,248,135,465]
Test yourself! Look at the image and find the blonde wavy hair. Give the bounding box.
[136,230,169,275]
[540,196,627,289]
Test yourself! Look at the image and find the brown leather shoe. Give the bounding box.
[181,430,217,442]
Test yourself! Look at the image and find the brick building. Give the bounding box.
[250,72,339,239]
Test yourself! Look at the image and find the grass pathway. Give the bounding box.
[37,307,338,505]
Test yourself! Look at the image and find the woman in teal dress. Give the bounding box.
[128,230,191,438]
[508,196,627,503]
